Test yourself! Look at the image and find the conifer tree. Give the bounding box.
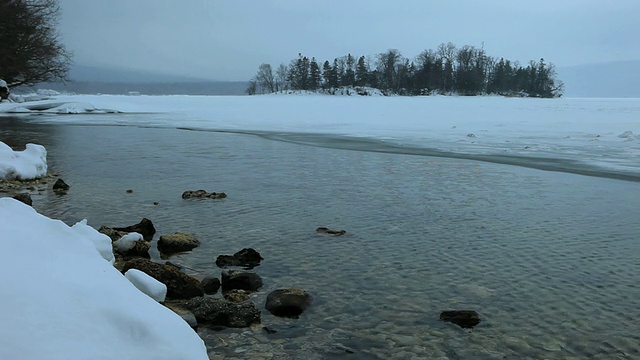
[309,57,321,90]
[355,56,368,86]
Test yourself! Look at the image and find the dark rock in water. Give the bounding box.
[122,258,204,299]
[126,189,133,193]
[262,326,278,334]
[98,226,128,242]
[221,270,263,292]
[201,276,221,295]
[216,248,263,269]
[182,189,227,199]
[439,310,481,328]
[12,193,32,206]
[316,227,346,236]
[52,178,70,191]
[265,288,313,318]
[112,218,156,241]
[185,297,260,328]
[223,289,251,303]
[158,233,200,254]
[164,261,182,270]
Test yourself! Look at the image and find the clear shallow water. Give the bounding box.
[1,119,640,359]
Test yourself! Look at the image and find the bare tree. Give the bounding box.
[275,63,288,92]
[254,63,275,93]
[245,80,257,95]
[0,0,72,87]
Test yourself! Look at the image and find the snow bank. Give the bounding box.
[0,198,207,360]
[125,269,168,302]
[0,141,47,180]
[71,219,115,264]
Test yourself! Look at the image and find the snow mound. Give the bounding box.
[114,232,144,252]
[71,219,115,264]
[0,141,48,180]
[0,198,207,360]
[617,130,636,140]
[0,99,119,114]
[125,269,167,302]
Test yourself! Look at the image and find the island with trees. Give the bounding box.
[248,43,563,98]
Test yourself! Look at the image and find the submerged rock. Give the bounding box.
[112,218,156,241]
[52,178,69,191]
[221,270,263,292]
[158,233,200,254]
[185,297,260,328]
[12,193,32,206]
[439,310,481,329]
[223,289,251,303]
[122,258,204,299]
[182,190,227,199]
[201,276,221,295]
[98,226,128,242]
[265,288,313,318]
[216,248,263,269]
[316,227,346,236]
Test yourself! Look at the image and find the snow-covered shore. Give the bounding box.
[0,198,207,360]
[1,94,638,175]
[0,140,207,358]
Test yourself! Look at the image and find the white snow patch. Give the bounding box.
[71,219,115,264]
[114,232,144,252]
[0,198,207,360]
[125,269,168,302]
[0,141,48,180]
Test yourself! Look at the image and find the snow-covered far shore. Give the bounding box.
[1,94,640,175]
[0,198,208,360]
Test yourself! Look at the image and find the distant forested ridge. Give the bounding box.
[248,43,563,98]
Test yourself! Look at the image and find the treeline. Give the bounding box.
[247,42,563,98]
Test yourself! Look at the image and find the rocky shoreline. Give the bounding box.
[2,175,481,358]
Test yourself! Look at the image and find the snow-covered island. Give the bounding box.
[0,144,208,359]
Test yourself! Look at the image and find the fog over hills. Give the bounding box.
[558,60,640,98]
[36,65,248,95]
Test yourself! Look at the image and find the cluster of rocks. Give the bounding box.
[93,212,313,331]
[182,189,227,199]
[1,175,66,207]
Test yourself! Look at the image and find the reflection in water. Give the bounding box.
[1,121,639,359]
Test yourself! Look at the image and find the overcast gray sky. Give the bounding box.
[57,0,640,81]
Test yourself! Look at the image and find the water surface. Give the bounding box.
[1,119,639,359]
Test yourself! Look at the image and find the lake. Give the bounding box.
[1,118,639,359]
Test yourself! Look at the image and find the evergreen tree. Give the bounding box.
[355,56,368,86]
[344,54,356,86]
[331,59,340,88]
[309,57,321,90]
[322,60,332,89]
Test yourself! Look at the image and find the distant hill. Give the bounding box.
[67,65,212,83]
[31,64,249,95]
[558,60,640,98]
